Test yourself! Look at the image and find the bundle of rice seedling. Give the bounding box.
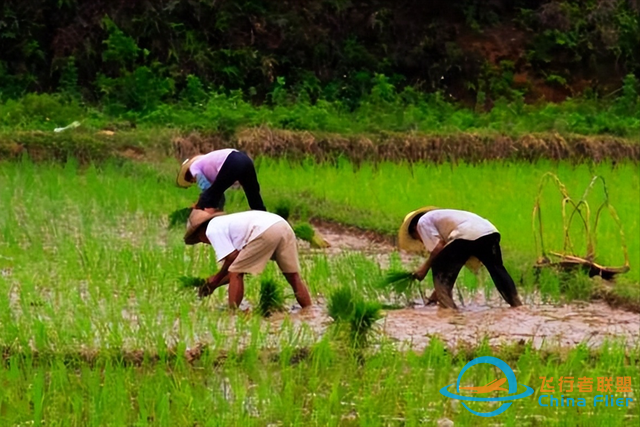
[179,276,206,288]
[169,207,192,229]
[349,299,382,348]
[258,278,285,317]
[379,270,417,294]
[327,285,356,323]
[327,285,382,349]
[274,201,291,220]
[293,223,314,242]
[293,222,330,248]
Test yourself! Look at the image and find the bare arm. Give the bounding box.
[413,239,446,281]
[206,250,239,287]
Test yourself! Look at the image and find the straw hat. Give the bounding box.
[398,206,482,273]
[184,209,226,245]
[398,206,440,254]
[176,155,203,188]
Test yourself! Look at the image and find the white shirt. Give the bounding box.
[416,209,498,252]
[205,211,285,262]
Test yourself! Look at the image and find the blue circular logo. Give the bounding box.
[439,356,535,417]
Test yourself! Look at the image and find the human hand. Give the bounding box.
[198,275,219,298]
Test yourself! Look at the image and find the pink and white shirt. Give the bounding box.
[189,149,237,188]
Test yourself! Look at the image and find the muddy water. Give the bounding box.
[273,297,640,351]
[284,222,640,350]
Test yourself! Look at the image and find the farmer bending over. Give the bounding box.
[184,209,312,309]
[177,149,266,212]
[399,207,523,309]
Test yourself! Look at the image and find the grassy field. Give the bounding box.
[255,158,640,283]
[0,158,638,426]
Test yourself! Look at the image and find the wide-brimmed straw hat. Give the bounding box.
[184,209,226,245]
[176,155,203,188]
[398,206,440,254]
[397,206,482,273]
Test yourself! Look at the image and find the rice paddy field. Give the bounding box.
[0,157,638,426]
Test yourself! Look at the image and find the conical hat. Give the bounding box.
[398,206,440,253]
[176,155,203,188]
[184,209,226,245]
[398,206,483,273]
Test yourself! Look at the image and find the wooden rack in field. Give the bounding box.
[532,172,630,280]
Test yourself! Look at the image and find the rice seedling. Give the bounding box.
[273,200,292,220]
[168,206,192,229]
[179,275,206,288]
[0,158,637,426]
[293,222,330,248]
[327,285,356,323]
[327,285,382,349]
[380,270,416,293]
[258,278,285,317]
[292,222,315,242]
[349,299,382,349]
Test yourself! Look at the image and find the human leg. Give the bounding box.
[283,272,312,308]
[472,234,522,307]
[235,152,266,211]
[270,223,310,307]
[227,272,245,308]
[430,241,470,309]
[196,154,241,209]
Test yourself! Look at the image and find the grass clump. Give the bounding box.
[258,278,285,317]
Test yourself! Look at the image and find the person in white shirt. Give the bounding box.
[177,149,266,212]
[398,207,523,309]
[183,209,312,309]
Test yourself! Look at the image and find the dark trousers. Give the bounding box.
[432,233,522,308]
[196,151,267,211]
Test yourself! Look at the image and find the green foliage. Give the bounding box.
[0,93,85,128]
[101,17,140,66]
[181,75,208,105]
[258,278,285,317]
[97,18,174,114]
[57,56,81,100]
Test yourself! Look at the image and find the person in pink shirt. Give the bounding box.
[177,149,266,212]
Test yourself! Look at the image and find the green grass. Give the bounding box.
[256,157,640,284]
[0,158,638,426]
[1,90,639,138]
